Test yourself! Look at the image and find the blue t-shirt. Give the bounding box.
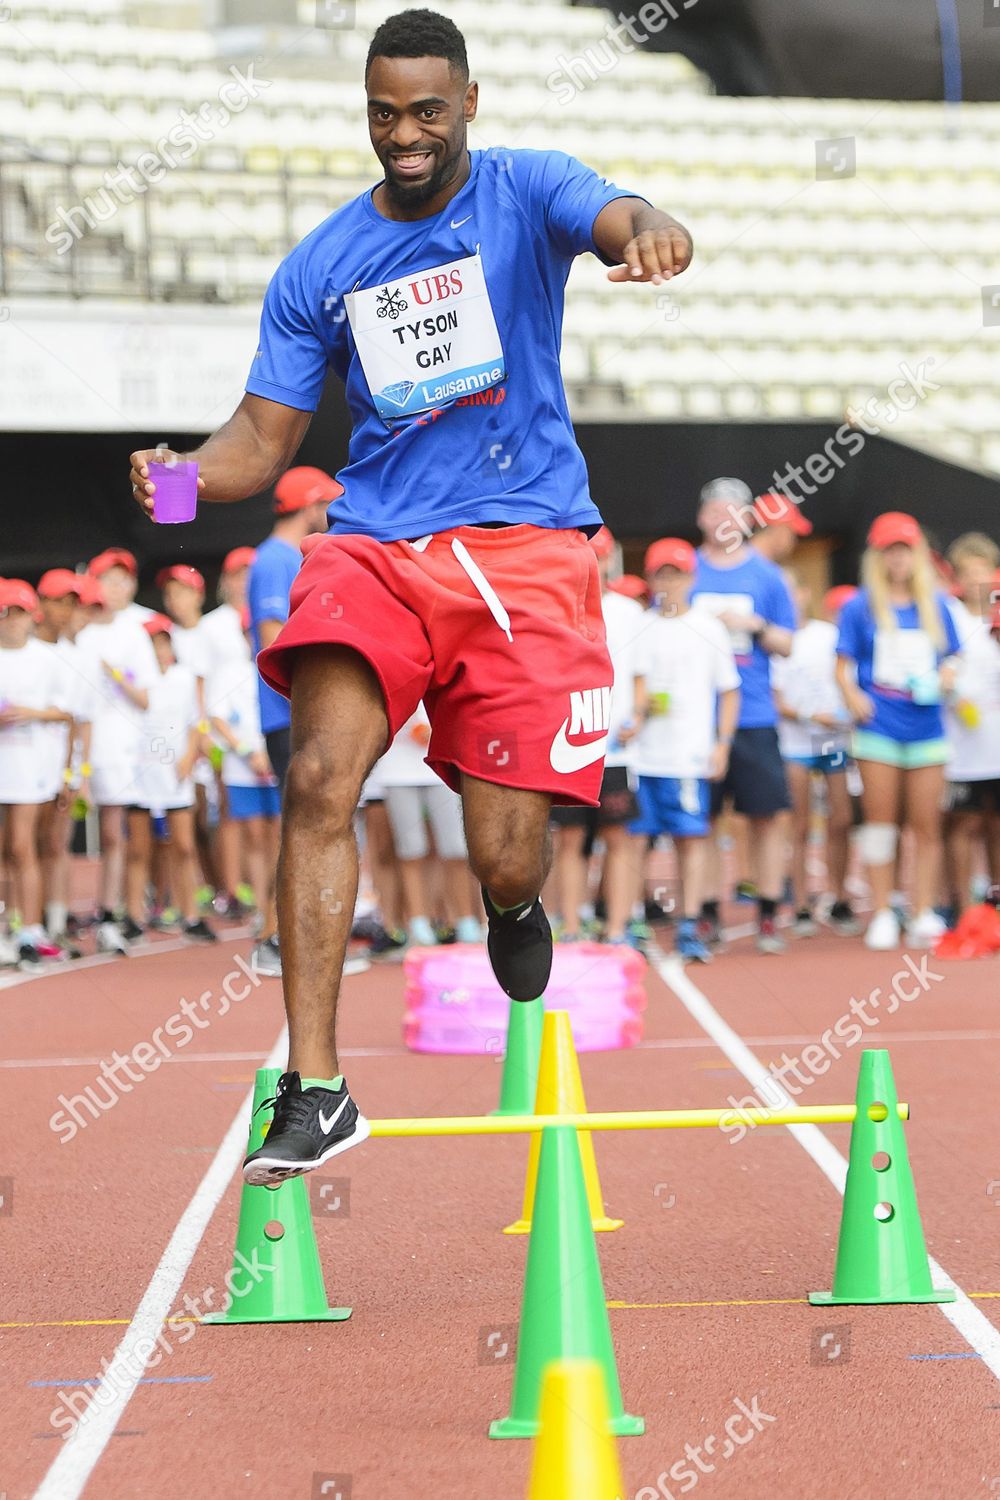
[690,550,796,729]
[836,589,961,742]
[248,534,301,733]
[246,148,638,541]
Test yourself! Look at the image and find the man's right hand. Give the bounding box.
[129,448,205,517]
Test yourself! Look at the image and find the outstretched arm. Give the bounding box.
[129,393,312,515]
[593,197,693,284]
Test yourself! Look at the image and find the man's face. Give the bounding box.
[98,565,135,611]
[366,55,476,210]
[698,497,740,547]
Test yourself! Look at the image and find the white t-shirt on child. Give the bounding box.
[632,610,740,779]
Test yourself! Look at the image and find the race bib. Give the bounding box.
[872,628,934,694]
[692,592,755,656]
[345,254,506,423]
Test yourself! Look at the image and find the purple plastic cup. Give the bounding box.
[149,460,198,524]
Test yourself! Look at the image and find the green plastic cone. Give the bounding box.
[492,996,544,1116]
[809,1049,954,1307]
[203,1067,351,1324]
[490,1125,643,1439]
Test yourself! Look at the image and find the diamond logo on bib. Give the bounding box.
[346,253,506,423]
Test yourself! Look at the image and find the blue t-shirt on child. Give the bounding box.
[248,535,301,734]
[836,588,960,743]
[246,148,639,542]
[690,550,796,729]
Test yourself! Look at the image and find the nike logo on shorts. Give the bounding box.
[549,719,609,774]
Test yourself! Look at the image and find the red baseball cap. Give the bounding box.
[273,466,344,515]
[77,575,107,608]
[0,578,40,614]
[752,492,813,537]
[222,546,256,574]
[868,511,922,549]
[156,564,205,592]
[823,584,858,618]
[142,612,174,637]
[588,526,615,559]
[37,568,84,600]
[608,574,649,602]
[89,547,138,578]
[645,537,697,575]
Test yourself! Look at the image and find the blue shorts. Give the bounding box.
[630,775,711,838]
[226,783,281,821]
[785,749,850,774]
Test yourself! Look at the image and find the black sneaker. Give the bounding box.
[242,1071,369,1186]
[483,888,552,1002]
[828,900,862,937]
[120,916,145,943]
[183,918,218,943]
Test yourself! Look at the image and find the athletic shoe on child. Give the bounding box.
[790,907,818,939]
[120,915,144,943]
[242,1071,369,1185]
[676,918,712,964]
[183,918,218,943]
[755,917,786,955]
[455,915,483,943]
[251,934,282,976]
[408,915,437,947]
[907,908,946,948]
[96,920,129,956]
[483,888,552,1002]
[827,900,862,937]
[864,908,901,951]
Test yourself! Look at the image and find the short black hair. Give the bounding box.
[365,9,469,82]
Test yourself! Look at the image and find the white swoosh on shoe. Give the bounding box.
[548,719,609,775]
[318,1097,350,1134]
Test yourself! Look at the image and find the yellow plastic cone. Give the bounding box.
[504,1010,622,1234]
[527,1359,626,1500]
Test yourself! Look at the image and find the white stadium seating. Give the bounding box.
[1,0,999,467]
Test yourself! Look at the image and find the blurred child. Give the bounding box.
[773,580,860,937]
[836,512,961,950]
[126,615,215,942]
[0,580,73,967]
[942,534,1000,913]
[207,649,280,926]
[623,539,740,963]
[378,705,481,947]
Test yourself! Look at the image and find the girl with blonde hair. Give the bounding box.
[835,512,961,950]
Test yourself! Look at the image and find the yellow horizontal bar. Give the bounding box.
[368,1102,908,1137]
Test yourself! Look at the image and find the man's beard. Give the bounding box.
[383,146,460,209]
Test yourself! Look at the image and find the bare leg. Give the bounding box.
[675,835,707,919]
[947,811,978,914]
[751,814,787,903]
[241,815,269,911]
[280,646,389,1079]
[553,823,587,935]
[858,759,903,911]
[4,803,43,924]
[167,807,199,923]
[98,805,126,913]
[785,763,811,910]
[824,772,853,902]
[602,823,639,940]
[363,801,402,931]
[904,763,946,914]
[124,808,151,924]
[215,783,241,900]
[443,858,476,923]
[399,857,431,924]
[461,775,552,908]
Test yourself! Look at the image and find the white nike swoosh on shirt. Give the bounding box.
[450,215,472,228]
[318,1097,349,1134]
[549,719,609,775]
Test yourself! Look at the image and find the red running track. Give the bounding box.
[2,917,999,1499]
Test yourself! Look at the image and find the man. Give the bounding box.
[244,465,340,976]
[550,526,644,946]
[750,491,813,563]
[130,8,692,1184]
[690,478,795,954]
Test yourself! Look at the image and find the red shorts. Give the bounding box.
[258,523,612,806]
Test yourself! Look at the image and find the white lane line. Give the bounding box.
[652,947,1000,1383]
[0,1043,405,1070]
[32,1027,288,1500]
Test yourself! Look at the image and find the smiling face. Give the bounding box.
[366,55,476,215]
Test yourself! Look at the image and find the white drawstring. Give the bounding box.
[449,536,514,643]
